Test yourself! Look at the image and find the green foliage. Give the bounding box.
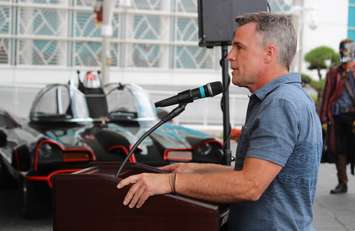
[301,73,312,85]
[309,78,325,93]
[304,46,338,70]
[310,94,318,103]
[301,72,325,105]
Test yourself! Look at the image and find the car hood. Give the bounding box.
[28,121,213,151]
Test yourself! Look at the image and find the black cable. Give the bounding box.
[115,103,187,178]
[219,46,232,165]
[266,1,271,12]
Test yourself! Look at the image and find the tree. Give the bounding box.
[301,72,325,112]
[304,46,339,80]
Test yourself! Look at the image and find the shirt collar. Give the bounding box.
[253,73,301,101]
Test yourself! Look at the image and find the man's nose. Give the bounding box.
[226,50,235,61]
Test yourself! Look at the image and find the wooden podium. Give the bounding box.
[53,163,229,231]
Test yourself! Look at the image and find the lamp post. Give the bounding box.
[94,0,132,84]
[287,2,317,73]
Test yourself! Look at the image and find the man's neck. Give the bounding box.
[250,66,289,93]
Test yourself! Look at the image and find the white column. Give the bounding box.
[159,0,171,69]
[58,0,68,66]
[22,0,33,65]
[101,0,115,84]
[124,2,134,67]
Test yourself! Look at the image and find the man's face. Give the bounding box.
[340,41,354,63]
[227,23,265,91]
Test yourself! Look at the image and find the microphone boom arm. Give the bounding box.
[115,103,187,179]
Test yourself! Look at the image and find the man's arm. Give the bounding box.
[319,68,337,123]
[174,157,281,202]
[160,162,233,174]
[117,157,282,208]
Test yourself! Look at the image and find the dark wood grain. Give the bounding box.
[53,162,229,231]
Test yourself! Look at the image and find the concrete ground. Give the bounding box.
[314,164,355,231]
[0,164,354,231]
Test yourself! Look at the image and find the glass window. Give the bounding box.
[0,39,9,64]
[175,46,214,69]
[132,0,161,10]
[32,85,70,116]
[0,6,10,34]
[175,0,197,13]
[0,0,225,70]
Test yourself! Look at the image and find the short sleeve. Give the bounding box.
[246,98,299,166]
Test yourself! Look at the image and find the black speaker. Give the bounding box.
[198,0,269,47]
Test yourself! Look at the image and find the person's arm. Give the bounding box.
[319,68,337,123]
[117,157,281,208]
[159,162,232,174]
[175,157,281,202]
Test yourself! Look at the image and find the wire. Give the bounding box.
[266,1,271,12]
[219,48,232,165]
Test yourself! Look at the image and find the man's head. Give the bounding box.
[339,39,354,64]
[227,12,297,92]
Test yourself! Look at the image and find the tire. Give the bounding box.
[20,179,41,219]
[0,160,12,189]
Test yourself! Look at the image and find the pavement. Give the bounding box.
[0,163,354,231]
[313,164,355,231]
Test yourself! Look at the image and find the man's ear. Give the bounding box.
[264,43,277,64]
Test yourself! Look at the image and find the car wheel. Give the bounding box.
[0,160,12,189]
[20,179,40,219]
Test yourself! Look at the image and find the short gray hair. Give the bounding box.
[235,12,297,70]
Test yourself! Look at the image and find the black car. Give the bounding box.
[0,72,224,217]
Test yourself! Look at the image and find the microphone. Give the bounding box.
[154,81,223,107]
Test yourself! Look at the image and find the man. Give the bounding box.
[320,39,355,194]
[117,12,322,231]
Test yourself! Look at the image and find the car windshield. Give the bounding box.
[30,84,91,122]
[105,83,157,121]
[29,82,157,122]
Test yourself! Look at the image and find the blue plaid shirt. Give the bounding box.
[229,73,322,231]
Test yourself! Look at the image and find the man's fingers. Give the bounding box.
[123,185,136,206]
[128,183,146,208]
[117,175,138,189]
[136,192,151,208]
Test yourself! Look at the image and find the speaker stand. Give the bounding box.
[220,45,231,165]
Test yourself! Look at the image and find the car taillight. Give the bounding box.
[63,152,91,162]
[163,149,193,162]
[34,139,96,172]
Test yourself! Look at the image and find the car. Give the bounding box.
[0,71,224,218]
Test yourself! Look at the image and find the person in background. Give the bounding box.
[117,12,322,231]
[319,39,355,194]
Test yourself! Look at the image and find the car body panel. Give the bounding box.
[0,76,224,215]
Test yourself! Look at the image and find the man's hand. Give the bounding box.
[117,173,172,208]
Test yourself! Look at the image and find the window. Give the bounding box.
[0,0,219,69]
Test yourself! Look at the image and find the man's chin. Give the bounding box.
[232,78,244,87]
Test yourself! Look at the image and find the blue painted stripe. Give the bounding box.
[349,7,355,24]
[348,1,355,40]
[348,29,355,41]
[199,86,206,97]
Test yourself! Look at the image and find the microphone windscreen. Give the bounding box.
[207,81,223,97]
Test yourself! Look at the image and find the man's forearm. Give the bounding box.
[192,163,233,173]
[175,170,258,203]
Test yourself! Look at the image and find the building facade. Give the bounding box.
[0,0,295,86]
